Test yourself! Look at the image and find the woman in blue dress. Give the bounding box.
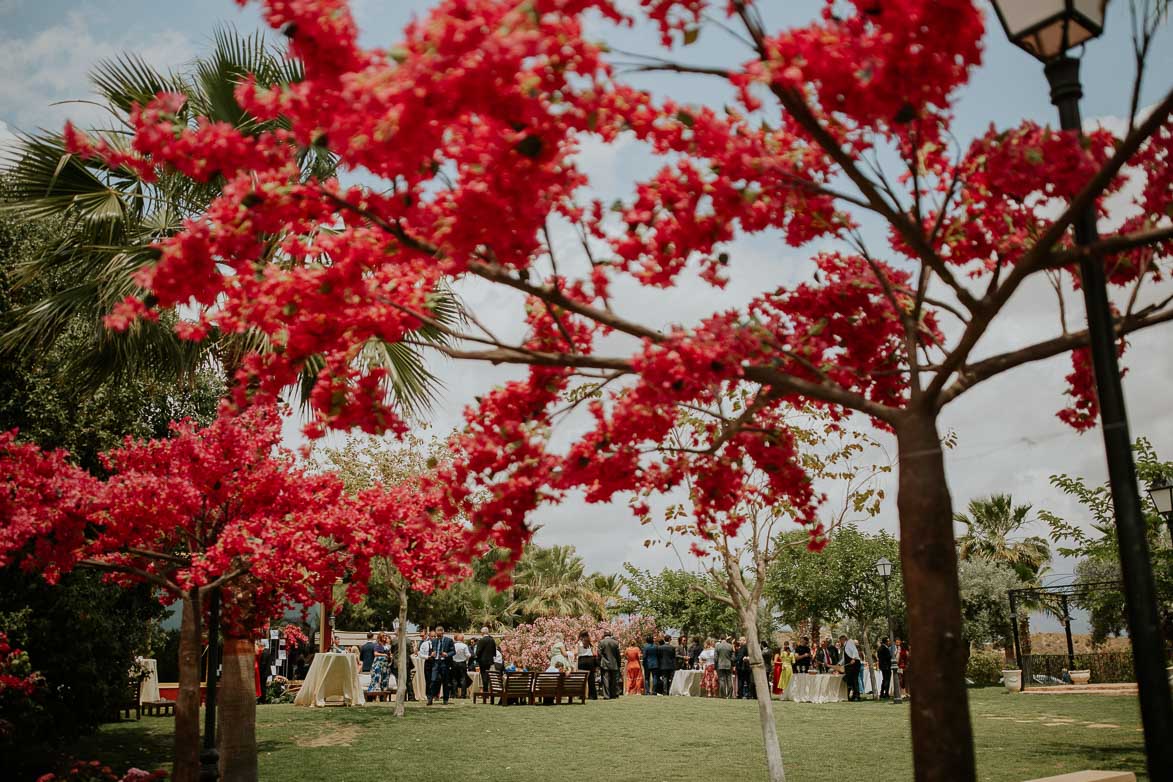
[367,632,394,693]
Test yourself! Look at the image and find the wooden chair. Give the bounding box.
[500,671,534,706]
[532,672,563,705]
[119,678,143,720]
[560,671,588,704]
[473,670,503,704]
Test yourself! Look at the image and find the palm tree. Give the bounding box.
[509,545,619,621]
[0,27,450,414]
[587,572,624,619]
[955,494,1051,582]
[0,30,448,782]
[955,494,1053,659]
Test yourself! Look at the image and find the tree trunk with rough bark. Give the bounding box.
[896,410,975,782]
[394,585,408,718]
[218,636,258,782]
[741,603,786,782]
[174,594,202,782]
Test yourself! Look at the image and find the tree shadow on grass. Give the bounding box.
[69,721,175,771]
[1024,741,1147,781]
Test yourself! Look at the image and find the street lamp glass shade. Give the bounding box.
[989,0,1109,61]
[876,557,893,578]
[1148,480,1173,516]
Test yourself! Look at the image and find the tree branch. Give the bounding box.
[939,306,1173,406]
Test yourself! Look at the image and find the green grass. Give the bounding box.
[74,689,1146,782]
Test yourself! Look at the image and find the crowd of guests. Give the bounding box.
[329,628,910,705]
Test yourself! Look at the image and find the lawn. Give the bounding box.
[74,689,1146,782]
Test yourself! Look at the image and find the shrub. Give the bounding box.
[966,650,1006,687]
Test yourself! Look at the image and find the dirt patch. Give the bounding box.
[296,724,363,748]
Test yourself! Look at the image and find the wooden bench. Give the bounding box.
[500,671,534,706]
[532,672,563,704]
[560,671,588,704]
[473,671,503,704]
[365,690,396,702]
[143,700,174,717]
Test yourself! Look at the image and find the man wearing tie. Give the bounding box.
[428,626,456,705]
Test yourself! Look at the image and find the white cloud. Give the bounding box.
[0,11,194,134]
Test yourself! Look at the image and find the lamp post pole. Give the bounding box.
[200,587,221,782]
[1044,55,1173,774]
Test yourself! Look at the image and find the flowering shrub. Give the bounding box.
[499,615,658,670]
[281,624,309,650]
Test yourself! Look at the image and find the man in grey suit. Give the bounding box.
[597,631,622,699]
[715,636,735,698]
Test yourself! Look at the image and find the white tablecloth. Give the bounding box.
[669,669,704,696]
[138,658,159,704]
[294,653,365,707]
[784,673,848,703]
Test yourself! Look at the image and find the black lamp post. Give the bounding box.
[200,588,221,782]
[989,2,1173,775]
[1146,478,1173,542]
[875,557,903,704]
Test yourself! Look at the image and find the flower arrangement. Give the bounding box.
[281,624,309,651]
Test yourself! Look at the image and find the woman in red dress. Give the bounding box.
[624,644,644,694]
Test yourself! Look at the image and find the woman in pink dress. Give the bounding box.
[699,639,718,697]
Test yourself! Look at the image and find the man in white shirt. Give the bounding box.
[839,634,861,702]
[451,633,471,699]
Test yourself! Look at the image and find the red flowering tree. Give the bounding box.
[0,408,378,782]
[313,433,474,716]
[68,1,1172,779]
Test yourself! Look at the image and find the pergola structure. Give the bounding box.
[1007,580,1124,676]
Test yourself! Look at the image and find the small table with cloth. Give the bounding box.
[137,658,160,704]
[293,652,365,707]
[783,672,849,703]
[669,669,705,696]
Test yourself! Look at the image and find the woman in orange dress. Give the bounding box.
[624,644,644,694]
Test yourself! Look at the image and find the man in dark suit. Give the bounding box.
[642,635,658,695]
[597,631,622,699]
[358,632,377,673]
[474,627,497,696]
[793,636,812,673]
[877,636,893,698]
[428,626,456,705]
[657,635,676,695]
[734,637,750,698]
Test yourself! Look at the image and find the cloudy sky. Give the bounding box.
[3,1,1171,631]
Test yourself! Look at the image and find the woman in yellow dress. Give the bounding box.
[772,641,794,696]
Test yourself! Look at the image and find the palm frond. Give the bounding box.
[89,53,186,118]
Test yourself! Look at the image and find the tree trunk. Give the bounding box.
[895,410,975,782]
[1018,616,1033,656]
[174,595,202,782]
[741,603,786,782]
[218,636,258,782]
[394,584,408,718]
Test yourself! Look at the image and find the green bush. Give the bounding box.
[966,650,1006,687]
